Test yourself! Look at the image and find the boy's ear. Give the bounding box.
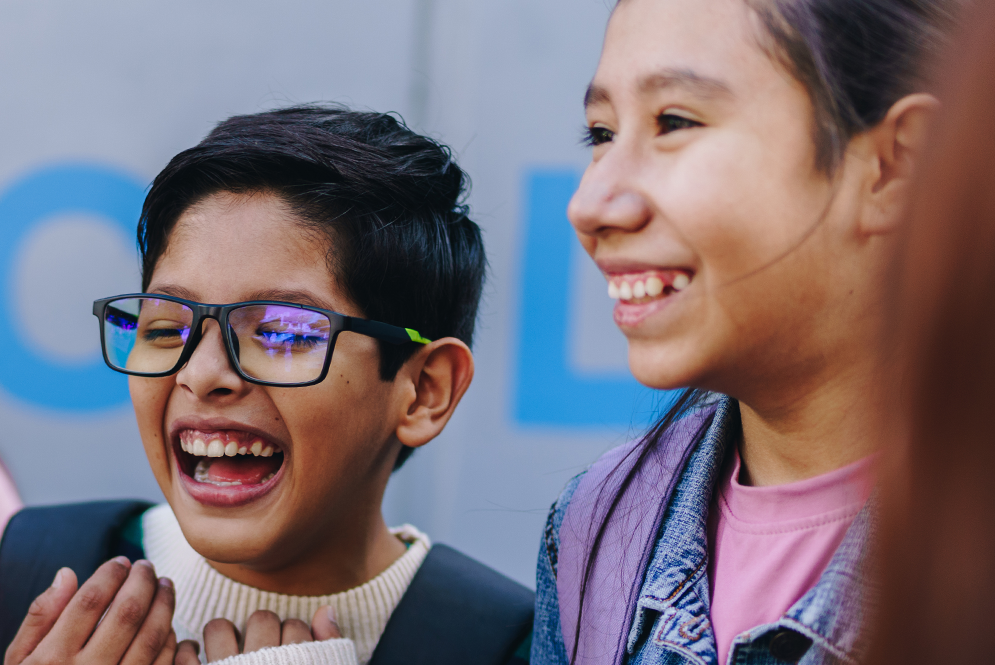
[858,92,939,236]
[393,338,474,450]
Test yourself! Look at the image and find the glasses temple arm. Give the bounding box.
[346,318,431,345]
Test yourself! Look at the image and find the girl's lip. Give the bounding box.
[613,289,682,328]
[172,439,286,508]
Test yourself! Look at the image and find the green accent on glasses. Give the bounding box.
[406,329,432,345]
[93,294,432,388]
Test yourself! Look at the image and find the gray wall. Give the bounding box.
[0,0,662,588]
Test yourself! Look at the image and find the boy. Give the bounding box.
[0,105,532,665]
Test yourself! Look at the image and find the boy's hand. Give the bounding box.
[179,606,342,663]
[4,557,177,665]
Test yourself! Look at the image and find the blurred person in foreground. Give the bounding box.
[0,461,21,532]
[0,105,533,665]
[868,1,995,662]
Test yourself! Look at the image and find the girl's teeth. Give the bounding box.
[261,446,274,457]
[238,446,247,455]
[207,440,225,457]
[607,273,692,301]
[193,439,207,456]
[646,276,664,297]
[250,441,263,456]
[225,442,238,457]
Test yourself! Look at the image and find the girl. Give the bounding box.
[532,0,955,664]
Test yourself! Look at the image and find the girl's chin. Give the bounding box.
[626,343,704,392]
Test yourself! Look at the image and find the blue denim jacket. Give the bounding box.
[532,396,877,665]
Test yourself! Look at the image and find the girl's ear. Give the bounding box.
[393,338,474,450]
[859,92,940,235]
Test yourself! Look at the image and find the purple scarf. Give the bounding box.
[557,407,716,664]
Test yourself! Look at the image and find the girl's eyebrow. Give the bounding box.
[584,68,733,108]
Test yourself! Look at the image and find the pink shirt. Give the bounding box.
[707,450,875,665]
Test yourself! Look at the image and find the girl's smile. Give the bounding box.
[601,267,695,328]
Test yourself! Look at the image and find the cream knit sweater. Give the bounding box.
[141,505,431,665]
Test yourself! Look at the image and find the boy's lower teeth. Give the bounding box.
[191,457,278,487]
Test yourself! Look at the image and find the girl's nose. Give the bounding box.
[567,157,652,237]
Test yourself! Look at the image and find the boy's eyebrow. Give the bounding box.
[244,288,339,312]
[147,285,338,311]
[584,68,733,108]
[148,284,199,301]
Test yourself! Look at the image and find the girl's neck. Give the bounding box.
[736,362,885,487]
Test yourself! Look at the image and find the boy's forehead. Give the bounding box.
[153,192,359,315]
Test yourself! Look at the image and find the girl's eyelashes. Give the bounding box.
[657,112,702,135]
[582,113,702,148]
[582,124,615,147]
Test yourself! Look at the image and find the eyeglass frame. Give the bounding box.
[92,293,432,388]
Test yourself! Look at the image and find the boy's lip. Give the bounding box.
[168,415,288,508]
[168,416,285,447]
[177,456,285,508]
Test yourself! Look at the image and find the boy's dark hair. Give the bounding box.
[137,104,485,468]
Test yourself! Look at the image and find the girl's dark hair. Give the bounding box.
[572,0,957,660]
[138,104,486,469]
[747,0,956,172]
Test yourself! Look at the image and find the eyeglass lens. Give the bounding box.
[102,298,332,384]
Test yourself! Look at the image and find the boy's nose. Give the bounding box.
[567,155,652,238]
[175,320,247,400]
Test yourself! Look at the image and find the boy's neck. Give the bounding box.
[206,512,408,597]
[736,359,887,487]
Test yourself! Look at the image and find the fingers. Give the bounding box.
[203,618,239,663]
[39,557,133,657]
[150,630,177,665]
[310,606,343,641]
[82,560,160,663]
[174,640,200,665]
[119,577,176,665]
[280,619,312,646]
[242,610,281,655]
[4,568,77,665]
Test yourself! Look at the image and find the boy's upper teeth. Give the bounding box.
[607,271,692,301]
[180,433,279,458]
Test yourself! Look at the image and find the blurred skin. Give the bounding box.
[10,190,474,663]
[569,0,936,485]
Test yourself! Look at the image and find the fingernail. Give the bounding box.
[135,559,156,572]
[159,577,174,589]
[51,568,66,589]
[112,555,132,567]
[326,606,339,627]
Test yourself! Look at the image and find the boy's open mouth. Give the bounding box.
[175,429,285,490]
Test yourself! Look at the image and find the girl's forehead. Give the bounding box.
[598,0,773,97]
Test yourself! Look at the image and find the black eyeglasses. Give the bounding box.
[93,294,432,387]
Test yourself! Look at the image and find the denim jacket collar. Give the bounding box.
[627,396,876,665]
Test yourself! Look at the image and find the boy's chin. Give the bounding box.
[175,512,283,566]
